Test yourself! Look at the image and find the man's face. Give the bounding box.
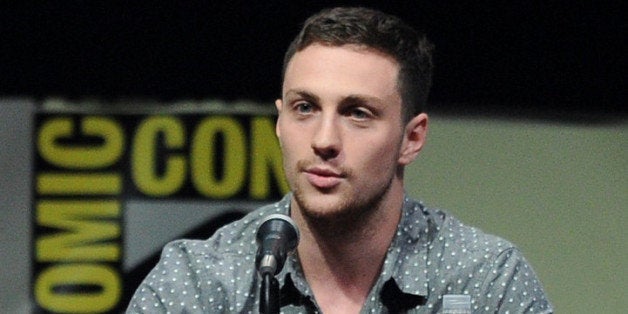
[276,43,416,221]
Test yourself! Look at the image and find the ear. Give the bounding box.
[275,98,283,138]
[398,113,428,165]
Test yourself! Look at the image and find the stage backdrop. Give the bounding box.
[1,99,626,313]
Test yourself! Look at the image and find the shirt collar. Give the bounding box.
[274,194,434,308]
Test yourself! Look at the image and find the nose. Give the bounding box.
[311,114,340,160]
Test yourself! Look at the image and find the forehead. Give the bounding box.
[283,44,401,100]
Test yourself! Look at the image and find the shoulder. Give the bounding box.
[439,210,516,261]
[128,199,291,313]
[407,200,552,312]
[401,198,514,260]
[402,198,525,286]
[166,198,291,261]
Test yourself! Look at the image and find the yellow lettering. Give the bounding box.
[132,116,186,196]
[192,116,246,198]
[37,173,121,195]
[38,117,124,169]
[250,117,289,198]
[35,263,121,313]
[37,200,121,261]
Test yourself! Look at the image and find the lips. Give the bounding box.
[304,167,344,189]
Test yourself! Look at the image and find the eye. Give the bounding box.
[347,107,371,120]
[295,102,315,114]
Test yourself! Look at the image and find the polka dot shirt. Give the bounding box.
[127,194,553,313]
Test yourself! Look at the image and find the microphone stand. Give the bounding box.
[256,214,299,314]
[260,272,279,314]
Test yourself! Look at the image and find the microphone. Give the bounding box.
[255,214,300,276]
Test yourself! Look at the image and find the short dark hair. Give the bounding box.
[282,7,434,121]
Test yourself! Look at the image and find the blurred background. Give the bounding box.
[2,1,625,121]
[1,1,626,313]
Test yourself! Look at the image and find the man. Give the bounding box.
[128,7,553,313]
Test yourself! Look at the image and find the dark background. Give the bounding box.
[2,1,624,122]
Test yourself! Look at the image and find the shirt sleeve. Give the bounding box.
[125,240,229,313]
[478,247,553,313]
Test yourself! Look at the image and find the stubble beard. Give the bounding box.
[291,162,395,238]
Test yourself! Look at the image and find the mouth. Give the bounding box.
[303,166,344,189]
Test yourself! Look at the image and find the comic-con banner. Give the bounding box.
[32,100,287,313]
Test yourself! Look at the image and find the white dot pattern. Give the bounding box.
[126,194,553,313]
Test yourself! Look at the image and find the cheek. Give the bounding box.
[355,137,401,172]
[278,134,305,170]
[278,121,315,157]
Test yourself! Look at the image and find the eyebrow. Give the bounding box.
[283,89,320,103]
[284,89,384,107]
[341,94,383,106]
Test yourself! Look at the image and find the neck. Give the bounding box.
[291,182,404,307]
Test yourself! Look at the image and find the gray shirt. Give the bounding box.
[127,194,553,313]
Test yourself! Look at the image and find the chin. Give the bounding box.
[293,188,374,225]
[295,188,343,212]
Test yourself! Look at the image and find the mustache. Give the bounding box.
[296,160,352,177]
